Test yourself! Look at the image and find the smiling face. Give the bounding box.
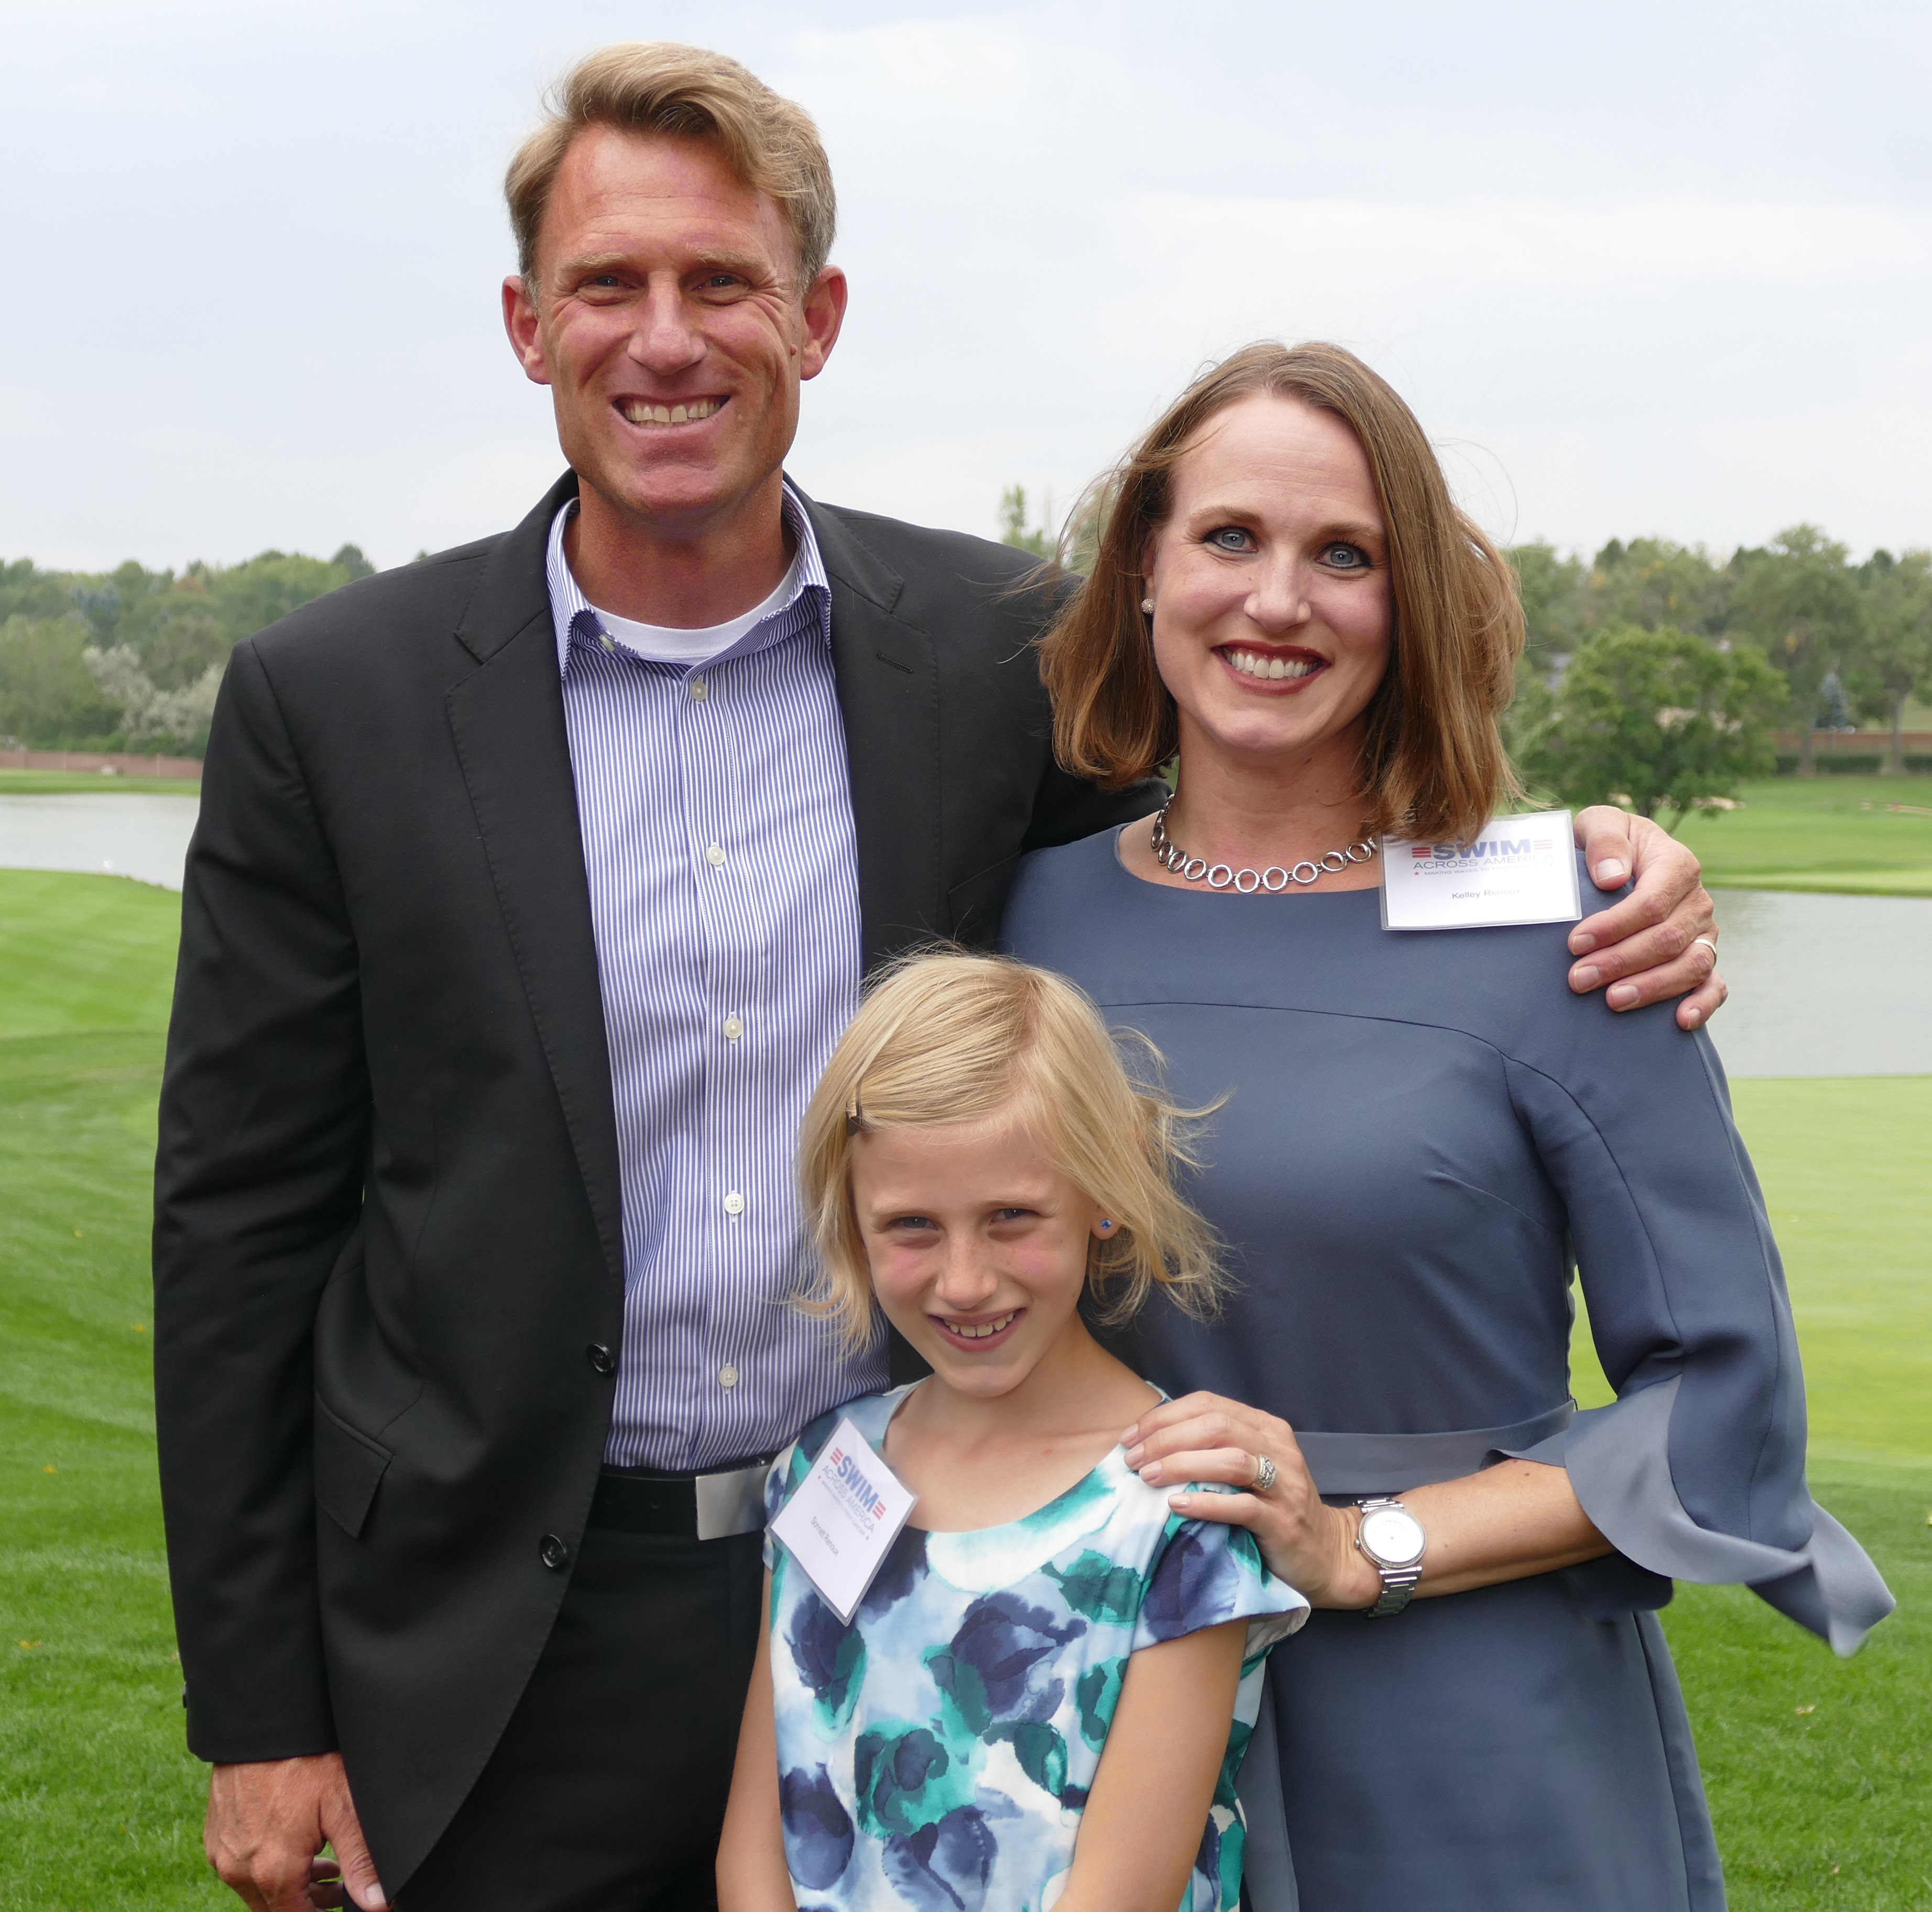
[1142,391,1394,782]
[503,125,846,538]
[849,1113,1110,1402]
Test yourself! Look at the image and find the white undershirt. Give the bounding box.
[590,555,803,667]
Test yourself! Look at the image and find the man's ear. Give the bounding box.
[503,275,552,387]
[797,266,849,382]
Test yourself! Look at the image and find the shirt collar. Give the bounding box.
[547,479,830,678]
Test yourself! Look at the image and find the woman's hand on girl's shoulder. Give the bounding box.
[1121,1392,1379,1610]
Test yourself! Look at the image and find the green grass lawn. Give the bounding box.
[1675,776,1932,896]
[0,772,200,798]
[2,870,1926,1909]
[1,875,216,1907]
[1570,1075,1932,1909]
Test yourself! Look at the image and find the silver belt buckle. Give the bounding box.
[694,1460,768,1541]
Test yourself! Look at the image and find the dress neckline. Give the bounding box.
[878,1379,1163,1538]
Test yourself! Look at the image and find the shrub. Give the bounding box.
[1515,623,1786,830]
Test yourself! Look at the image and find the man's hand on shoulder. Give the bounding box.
[1565,809,1726,1031]
[206,1753,385,1912]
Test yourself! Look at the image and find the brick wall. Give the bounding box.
[0,748,202,779]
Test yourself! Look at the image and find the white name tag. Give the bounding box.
[1381,809,1582,931]
[769,1415,919,1625]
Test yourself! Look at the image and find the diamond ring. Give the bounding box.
[1251,1455,1278,1493]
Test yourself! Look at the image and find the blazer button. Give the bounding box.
[539,1534,570,1571]
[587,1342,617,1376]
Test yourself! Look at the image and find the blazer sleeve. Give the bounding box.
[1498,1019,1893,1656]
[152,638,370,1760]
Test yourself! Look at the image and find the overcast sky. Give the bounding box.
[4,0,1927,574]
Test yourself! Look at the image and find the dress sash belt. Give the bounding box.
[1295,1401,1575,1496]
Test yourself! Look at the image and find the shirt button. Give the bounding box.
[718,1364,741,1389]
[722,1015,744,1041]
[723,1190,745,1216]
[539,1534,571,1571]
[690,677,707,700]
[586,1342,616,1376]
[705,843,726,868]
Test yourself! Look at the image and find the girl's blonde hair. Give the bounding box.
[799,951,1224,1347]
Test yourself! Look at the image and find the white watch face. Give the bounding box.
[1360,1507,1425,1569]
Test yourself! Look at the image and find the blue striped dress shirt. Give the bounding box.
[548,486,887,1470]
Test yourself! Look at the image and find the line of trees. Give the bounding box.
[12,506,1930,797]
[0,546,373,756]
[1509,529,1932,778]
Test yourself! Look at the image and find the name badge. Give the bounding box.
[1381,809,1581,931]
[769,1415,919,1625]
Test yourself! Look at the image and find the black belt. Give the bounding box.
[589,1457,772,1540]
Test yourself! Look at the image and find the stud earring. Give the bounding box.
[1140,599,1154,615]
[1098,1218,1114,1232]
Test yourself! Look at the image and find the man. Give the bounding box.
[154,42,1723,1912]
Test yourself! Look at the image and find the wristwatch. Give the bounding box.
[1355,1497,1426,1616]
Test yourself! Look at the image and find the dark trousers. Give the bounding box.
[399,1515,765,1912]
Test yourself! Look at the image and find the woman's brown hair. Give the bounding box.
[1039,341,1524,843]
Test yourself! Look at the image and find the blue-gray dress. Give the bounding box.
[1002,829,1893,1912]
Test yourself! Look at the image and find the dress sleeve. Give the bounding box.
[1131,1504,1309,1660]
[1498,1017,1893,1657]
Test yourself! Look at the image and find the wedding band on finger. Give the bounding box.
[1691,936,1718,961]
[1251,1454,1277,1493]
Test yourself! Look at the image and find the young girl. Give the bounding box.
[717,952,1305,1912]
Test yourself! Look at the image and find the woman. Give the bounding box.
[1001,342,1893,1911]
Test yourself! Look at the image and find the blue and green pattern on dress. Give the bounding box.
[762,1384,1307,1910]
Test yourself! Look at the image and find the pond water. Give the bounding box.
[1703,888,1930,1079]
[0,792,200,890]
[2,796,1925,1078]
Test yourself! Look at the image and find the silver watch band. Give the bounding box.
[1356,1496,1424,1617]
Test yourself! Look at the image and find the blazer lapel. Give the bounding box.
[444,473,625,1292]
[805,495,944,974]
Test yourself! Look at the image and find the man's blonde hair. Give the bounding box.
[505,42,837,292]
[799,951,1224,1348]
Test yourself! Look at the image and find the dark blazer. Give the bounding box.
[151,473,1157,1886]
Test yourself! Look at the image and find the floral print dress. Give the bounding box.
[761,1385,1308,1911]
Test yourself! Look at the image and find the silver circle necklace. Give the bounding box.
[1150,799,1380,893]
